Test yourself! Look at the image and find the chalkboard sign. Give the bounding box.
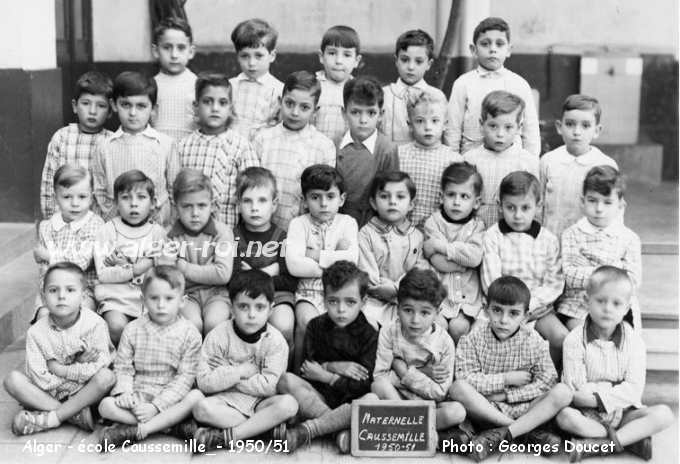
[351,399,437,457]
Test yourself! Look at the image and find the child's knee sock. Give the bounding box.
[304,403,351,439]
[297,392,331,419]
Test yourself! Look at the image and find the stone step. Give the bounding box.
[0,251,38,352]
[639,253,678,323]
[643,328,679,372]
[0,223,35,268]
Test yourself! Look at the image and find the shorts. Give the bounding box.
[211,391,263,417]
[581,407,625,428]
[95,282,144,318]
[295,289,325,314]
[274,291,295,308]
[186,286,231,311]
[362,298,397,330]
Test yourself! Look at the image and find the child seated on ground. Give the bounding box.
[4,263,115,436]
[34,165,104,319]
[560,166,642,331]
[286,165,359,371]
[557,266,673,462]
[372,269,466,433]
[449,276,572,462]
[94,170,168,345]
[278,261,379,453]
[98,266,203,449]
[358,171,428,328]
[40,71,113,219]
[167,169,233,336]
[423,162,485,343]
[190,270,298,450]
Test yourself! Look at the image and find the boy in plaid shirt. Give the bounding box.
[449,276,572,462]
[312,25,361,146]
[178,73,259,228]
[229,18,284,140]
[560,166,642,330]
[254,71,336,230]
[40,71,113,219]
[98,266,203,449]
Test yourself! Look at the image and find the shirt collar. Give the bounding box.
[440,206,475,225]
[476,66,506,78]
[340,129,378,155]
[576,217,623,236]
[48,310,82,331]
[584,315,624,349]
[498,219,541,238]
[236,71,277,87]
[392,78,429,99]
[111,125,162,141]
[368,215,413,235]
[167,217,218,238]
[50,210,93,232]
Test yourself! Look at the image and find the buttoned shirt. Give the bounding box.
[229,72,284,140]
[152,69,198,140]
[312,71,348,146]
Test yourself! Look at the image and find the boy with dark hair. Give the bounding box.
[40,70,113,219]
[448,17,540,156]
[278,261,378,453]
[254,71,336,230]
[229,18,284,139]
[337,76,399,226]
[450,275,572,462]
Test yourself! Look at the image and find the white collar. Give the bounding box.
[555,145,607,165]
[235,72,278,86]
[50,210,93,232]
[111,125,162,141]
[340,129,378,155]
[392,78,429,98]
[476,66,506,78]
[576,216,624,236]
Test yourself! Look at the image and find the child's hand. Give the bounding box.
[431,364,451,383]
[368,284,397,302]
[46,359,67,377]
[504,370,532,386]
[238,362,259,379]
[132,402,159,423]
[33,245,51,264]
[300,361,331,383]
[326,361,369,381]
[336,238,351,251]
[114,392,138,409]
[423,239,436,257]
[305,248,320,262]
[175,258,187,273]
[105,248,129,266]
[486,392,507,402]
[260,262,279,276]
[240,260,253,271]
[75,348,99,363]
[391,358,408,378]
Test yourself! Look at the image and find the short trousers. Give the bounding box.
[186,286,231,311]
[274,291,295,308]
[295,289,325,314]
[211,391,264,417]
[581,407,625,428]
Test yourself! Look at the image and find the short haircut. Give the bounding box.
[43,262,86,291]
[369,171,416,200]
[283,70,321,105]
[195,72,231,100]
[583,165,625,200]
[343,75,384,108]
[113,169,155,200]
[397,268,447,309]
[231,18,278,51]
[499,171,541,203]
[487,276,531,312]
[173,168,213,202]
[481,90,525,123]
[236,166,278,200]
[228,269,275,303]
[322,260,369,299]
[395,29,435,59]
[440,162,483,195]
[321,25,360,53]
[142,265,186,294]
[113,71,158,105]
[152,16,193,44]
[562,94,602,124]
[586,265,633,296]
[74,71,113,100]
[406,88,447,121]
[473,17,511,44]
[301,164,345,195]
[53,164,92,191]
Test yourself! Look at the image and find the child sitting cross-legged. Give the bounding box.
[278,261,379,454]
[449,276,573,462]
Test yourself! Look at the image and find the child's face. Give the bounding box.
[395,46,433,86]
[55,178,92,223]
[319,46,361,83]
[441,179,481,221]
[237,45,276,80]
[398,298,438,338]
[344,101,381,142]
[587,279,632,335]
[177,189,213,234]
[485,300,525,341]
[239,185,277,232]
[72,93,110,133]
[43,269,84,325]
[117,187,153,225]
[581,190,624,229]
[152,28,195,75]
[144,278,182,326]
[369,181,413,225]
[481,109,521,152]
[280,89,316,131]
[113,95,154,134]
[304,185,345,223]
[325,280,365,329]
[556,109,602,156]
[232,291,272,334]
[410,102,445,147]
[500,192,539,232]
[470,29,511,71]
[194,85,231,134]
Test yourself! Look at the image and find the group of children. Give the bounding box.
[2,13,673,463]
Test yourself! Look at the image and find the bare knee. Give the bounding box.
[371,377,390,395]
[91,369,116,393]
[648,404,674,428]
[184,389,205,407]
[274,394,299,419]
[192,398,213,423]
[556,407,579,430]
[442,401,466,424]
[549,383,573,408]
[3,370,26,397]
[98,396,117,418]
[277,373,301,394]
[449,379,474,401]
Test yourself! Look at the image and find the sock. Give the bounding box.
[137,424,148,440]
[297,390,331,419]
[304,403,351,439]
[223,427,233,444]
[46,411,60,428]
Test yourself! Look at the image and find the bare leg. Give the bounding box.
[270,304,295,359]
[4,371,62,410]
[534,313,569,370]
[203,300,230,336]
[98,397,138,424]
[277,373,329,418]
[447,315,472,345]
[56,369,115,422]
[231,394,298,440]
[555,407,608,437]
[615,405,674,446]
[193,397,248,428]
[180,299,203,335]
[436,401,466,430]
[294,302,319,373]
[371,376,402,401]
[138,390,204,437]
[449,380,513,426]
[103,310,132,347]
[564,316,582,331]
[507,383,572,437]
